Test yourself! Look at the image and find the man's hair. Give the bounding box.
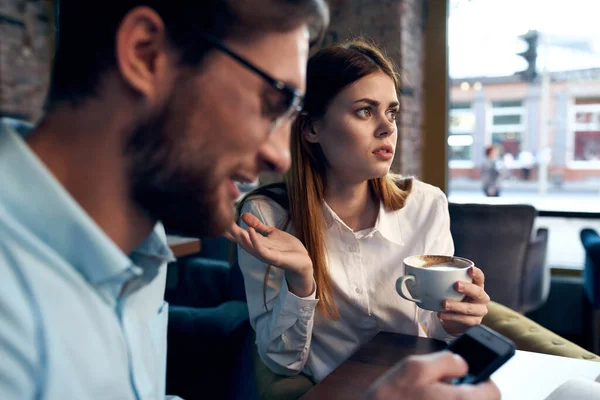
[47,0,329,108]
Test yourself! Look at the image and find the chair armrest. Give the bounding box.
[165,257,231,308]
[581,228,600,306]
[521,228,549,313]
[251,336,315,400]
[483,301,599,361]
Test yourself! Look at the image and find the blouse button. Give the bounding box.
[349,244,359,252]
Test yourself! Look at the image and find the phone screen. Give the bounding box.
[450,334,501,377]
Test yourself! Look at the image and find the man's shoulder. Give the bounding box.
[0,219,41,360]
[0,215,40,304]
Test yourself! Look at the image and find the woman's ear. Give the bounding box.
[300,113,320,144]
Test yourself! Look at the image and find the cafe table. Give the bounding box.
[166,235,201,258]
[300,332,600,400]
[300,332,446,399]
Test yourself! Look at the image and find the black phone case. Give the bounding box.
[447,325,516,385]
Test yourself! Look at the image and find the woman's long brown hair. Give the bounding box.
[237,39,412,319]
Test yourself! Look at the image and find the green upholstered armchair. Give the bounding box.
[482,301,599,361]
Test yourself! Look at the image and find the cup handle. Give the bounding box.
[396,275,421,303]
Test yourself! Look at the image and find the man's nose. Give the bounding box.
[258,124,292,173]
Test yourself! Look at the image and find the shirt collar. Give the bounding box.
[0,121,174,288]
[322,200,404,246]
[374,201,405,246]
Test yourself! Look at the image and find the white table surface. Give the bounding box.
[491,350,600,399]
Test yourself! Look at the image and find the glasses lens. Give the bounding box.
[270,93,303,132]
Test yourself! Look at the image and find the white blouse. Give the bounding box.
[237,180,455,382]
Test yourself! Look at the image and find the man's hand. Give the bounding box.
[365,351,500,400]
[226,212,314,297]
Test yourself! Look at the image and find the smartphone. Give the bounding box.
[445,324,516,385]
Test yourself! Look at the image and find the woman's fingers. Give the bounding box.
[469,266,485,288]
[248,227,271,260]
[227,222,257,256]
[442,300,488,317]
[437,312,482,327]
[223,231,235,242]
[241,213,273,236]
[456,281,490,304]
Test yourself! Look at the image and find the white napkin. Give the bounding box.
[544,378,600,399]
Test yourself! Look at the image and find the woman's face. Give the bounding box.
[308,72,399,184]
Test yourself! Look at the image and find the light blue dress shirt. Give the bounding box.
[0,120,176,399]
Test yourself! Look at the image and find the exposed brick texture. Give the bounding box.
[0,0,52,123]
[325,0,424,177]
[1,1,426,177]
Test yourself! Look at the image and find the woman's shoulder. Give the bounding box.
[406,179,448,205]
[238,185,290,227]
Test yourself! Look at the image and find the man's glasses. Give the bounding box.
[198,33,304,131]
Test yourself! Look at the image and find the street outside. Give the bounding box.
[449,178,600,268]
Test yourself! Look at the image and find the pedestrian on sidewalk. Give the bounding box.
[481,145,501,197]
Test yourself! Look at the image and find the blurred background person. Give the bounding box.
[481,145,501,197]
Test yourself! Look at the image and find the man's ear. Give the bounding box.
[300,114,320,144]
[115,6,172,102]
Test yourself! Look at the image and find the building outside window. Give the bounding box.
[489,100,525,157]
[448,102,475,167]
[572,98,600,163]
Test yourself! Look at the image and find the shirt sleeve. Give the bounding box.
[0,249,39,399]
[237,197,319,376]
[419,192,457,342]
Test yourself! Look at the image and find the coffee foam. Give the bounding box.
[407,255,455,268]
[405,255,471,269]
[426,265,460,271]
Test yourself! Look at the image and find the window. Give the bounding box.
[493,115,522,125]
[448,103,475,165]
[573,101,600,162]
[492,100,523,108]
[490,100,524,157]
[448,0,600,276]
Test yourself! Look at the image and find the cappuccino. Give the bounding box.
[396,255,474,311]
[427,265,460,271]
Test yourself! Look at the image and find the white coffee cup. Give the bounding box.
[396,255,474,311]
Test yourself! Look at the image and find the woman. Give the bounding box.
[227,40,490,382]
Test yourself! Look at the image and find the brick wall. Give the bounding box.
[0,0,52,123]
[1,1,426,175]
[325,0,425,176]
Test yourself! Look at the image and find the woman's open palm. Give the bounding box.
[226,212,313,275]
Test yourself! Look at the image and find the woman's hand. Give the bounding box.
[437,266,490,336]
[226,212,314,297]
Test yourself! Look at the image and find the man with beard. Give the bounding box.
[0,1,499,399]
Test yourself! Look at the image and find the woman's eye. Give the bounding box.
[356,108,372,118]
[387,109,399,120]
